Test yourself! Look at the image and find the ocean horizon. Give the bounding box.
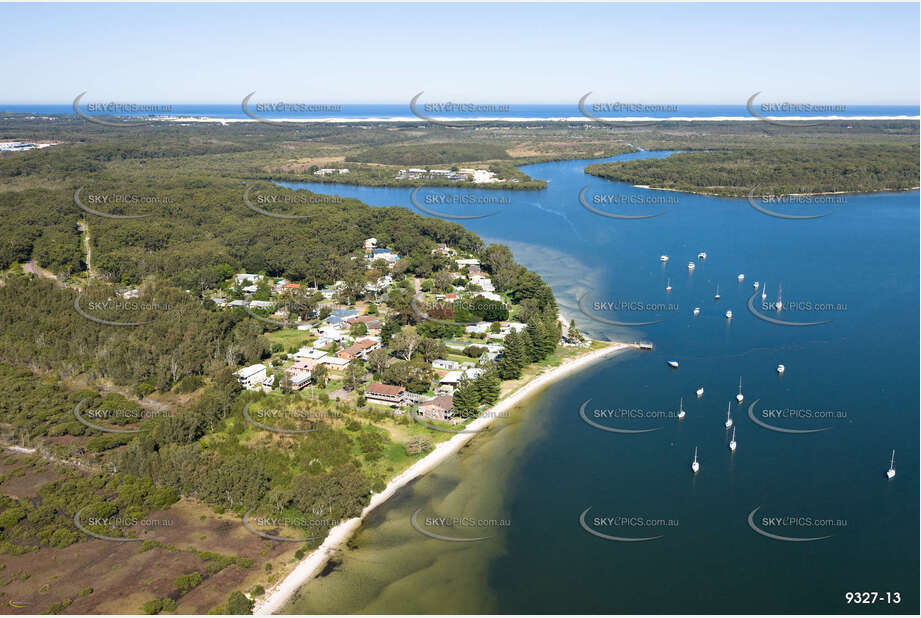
[2,102,919,122]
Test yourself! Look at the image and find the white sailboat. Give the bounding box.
[777,364,785,374]
[753,281,760,289]
[725,309,732,319]
[693,307,700,316]
[698,252,707,260]
[677,397,685,420]
[714,283,720,300]
[660,255,669,262]
[696,386,704,397]
[775,284,783,311]
[729,426,737,452]
[887,450,896,479]
[691,447,700,474]
[737,273,744,282]
[666,278,672,292]
[724,402,733,428]
[688,262,695,271]
[761,281,767,301]
[736,377,744,403]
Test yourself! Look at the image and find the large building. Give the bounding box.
[234,364,267,390]
[365,383,406,406]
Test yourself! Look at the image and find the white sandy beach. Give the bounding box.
[253,340,632,615]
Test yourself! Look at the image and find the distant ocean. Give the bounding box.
[1,103,918,122]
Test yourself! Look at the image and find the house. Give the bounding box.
[468,264,483,277]
[294,347,326,360]
[365,383,406,406]
[469,274,495,292]
[288,372,312,390]
[312,336,334,349]
[228,300,247,308]
[249,300,274,309]
[433,359,461,371]
[363,237,377,253]
[431,243,454,257]
[368,247,400,264]
[455,259,480,267]
[242,284,259,294]
[337,339,380,361]
[418,395,455,422]
[465,321,492,334]
[262,375,276,392]
[212,297,227,307]
[234,364,267,390]
[235,273,263,286]
[326,309,359,324]
[317,325,347,341]
[439,371,464,387]
[478,291,502,301]
[346,315,383,333]
[318,356,351,372]
[287,360,319,375]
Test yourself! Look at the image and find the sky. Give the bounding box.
[1,2,918,104]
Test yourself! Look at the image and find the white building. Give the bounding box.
[433,359,461,371]
[294,347,327,360]
[235,273,264,286]
[235,364,267,390]
[465,321,492,334]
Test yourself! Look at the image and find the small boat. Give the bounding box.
[714,284,720,300]
[698,252,707,260]
[693,307,700,317]
[737,273,744,282]
[660,255,669,262]
[753,281,760,289]
[666,278,672,292]
[691,446,700,474]
[724,402,733,428]
[677,397,685,420]
[696,387,704,398]
[736,377,744,403]
[775,284,783,311]
[887,450,896,479]
[761,281,767,301]
[688,262,695,271]
[729,427,737,452]
[777,364,785,374]
[667,360,679,369]
[725,310,732,319]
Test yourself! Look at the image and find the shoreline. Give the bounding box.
[253,339,633,615]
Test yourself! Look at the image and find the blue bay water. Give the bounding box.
[277,153,919,613]
[3,103,919,121]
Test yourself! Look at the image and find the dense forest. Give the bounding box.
[585,145,920,197]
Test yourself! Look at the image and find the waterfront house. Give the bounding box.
[418,395,456,422]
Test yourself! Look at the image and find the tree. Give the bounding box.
[312,364,328,388]
[226,591,254,615]
[380,318,402,345]
[366,348,390,375]
[391,331,421,361]
[453,375,480,418]
[350,321,368,337]
[419,338,447,363]
[343,362,365,391]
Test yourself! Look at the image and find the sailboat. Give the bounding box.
[677,397,685,420]
[666,278,672,292]
[660,255,669,262]
[714,284,720,300]
[691,447,700,473]
[729,426,737,452]
[777,364,785,374]
[887,450,896,479]
[775,284,783,311]
[753,281,760,289]
[736,377,744,403]
[696,386,704,397]
[737,273,744,282]
[688,262,695,271]
[724,402,733,428]
[761,281,767,301]
[725,309,732,319]
[693,307,700,316]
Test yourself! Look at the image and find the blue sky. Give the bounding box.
[1,2,918,104]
